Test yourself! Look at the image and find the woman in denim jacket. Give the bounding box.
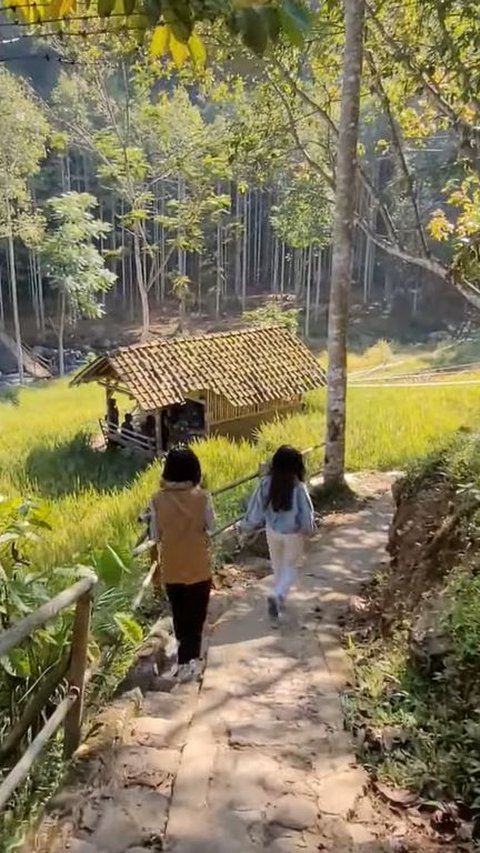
[240,445,315,621]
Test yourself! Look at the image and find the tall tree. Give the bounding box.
[52,63,231,337]
[0,69,49,382]
[324,0,366,487]
[41,192,116,375]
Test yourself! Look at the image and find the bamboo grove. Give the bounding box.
[0,0,479,360]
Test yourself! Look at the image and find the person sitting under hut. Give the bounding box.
[121,412,134,436]
[107,397,119,429]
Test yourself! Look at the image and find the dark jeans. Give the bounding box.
[166,580,211,665]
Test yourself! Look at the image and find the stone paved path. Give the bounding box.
[38,493,393,853]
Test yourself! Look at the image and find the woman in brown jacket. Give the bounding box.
[150,447,215,682]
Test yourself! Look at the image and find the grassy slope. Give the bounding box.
[345,432,480,811]
[1,352,480,570]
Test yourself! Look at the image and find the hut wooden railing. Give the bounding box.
[0,441,325,814]
[99,419,157,458]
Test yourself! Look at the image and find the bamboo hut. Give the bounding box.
[71,326,326,457]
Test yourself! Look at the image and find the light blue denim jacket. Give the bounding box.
[240,476,315,535]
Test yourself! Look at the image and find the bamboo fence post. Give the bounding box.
[64,591,92,758]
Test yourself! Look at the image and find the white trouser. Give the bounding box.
[266,528,305,601]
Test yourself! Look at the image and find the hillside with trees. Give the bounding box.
[0,0,479,369]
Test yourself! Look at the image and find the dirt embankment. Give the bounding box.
[354,470,469,641]
[346,439,480,848]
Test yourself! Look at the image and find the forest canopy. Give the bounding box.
[0,0,478,354]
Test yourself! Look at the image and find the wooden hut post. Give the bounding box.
[154,411,162,456]
[105,380,115,424]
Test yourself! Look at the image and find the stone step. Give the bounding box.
[142,690,194,721]
[227,719,333,753]
[88,786,169,853]
[113,743,181,790]
[131,715,189,749]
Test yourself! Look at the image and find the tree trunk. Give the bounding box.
[35,252,45,335]
[256,191,263,285]
[178,297,186,332]
[314,249,322,321]
[160,182,167,302]
[324,0,365,487]
[110,191,118,291]
[198,252,202,312]
[134,224,150,338]
[120,199,127,311]
[6,208,24,384]
[129,244,135,320]
[234,189,242,298]
[305,245,312,338]
[0,261,4,329]
[272,235,279,293]
[28,250,39,331]
[177,178,186,280]
[241,193,248,311]
[280,242,285,294]
[216,187,222,319]
[58,290,66,377]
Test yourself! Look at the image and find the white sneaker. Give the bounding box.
[169,663,180,678]
[175,661,196,683]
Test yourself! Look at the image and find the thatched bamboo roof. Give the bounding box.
[72,326,326,411]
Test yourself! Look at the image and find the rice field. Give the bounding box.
[1,357,480,573]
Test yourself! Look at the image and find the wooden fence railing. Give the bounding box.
[0,576,97,811]
[0,441,325,814]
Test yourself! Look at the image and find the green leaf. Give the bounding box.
[94,545,127,587]
[149,24,170,58]
[188,31,206,68]
[114,612,143,644]
[240,8,268,56]
[1,655,17,678]
[169,16,192,42]
[8,648,31,678]
[0,532,17,545]
[169,31,190,65]
[49,0,76,17]
[98,0,116,16]
[28,511,52,531]
[264,6,280,42]
[279,0,312,48]
[1,648,31,678]
[162,0,192,41]
[122,0,136,14]
[227,10,241,35]
[128,12,149,41]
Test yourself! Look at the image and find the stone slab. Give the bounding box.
[114,745,178,791]
[90,787,169,852]
[316,768,368,817]
[267,794,318,831]
[131,715,188,749]
[142,691,192,721]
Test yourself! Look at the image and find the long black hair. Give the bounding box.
[266,445,305,512]
[163,446,202,486]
